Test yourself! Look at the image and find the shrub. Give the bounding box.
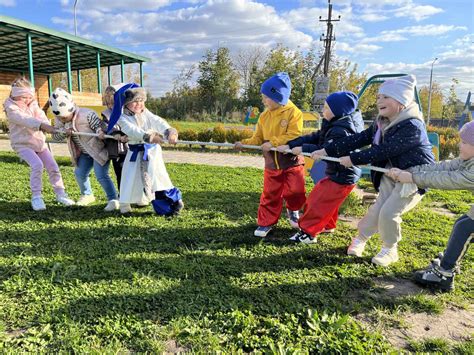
[239,128,254,141]
[212,125,227,143]
[179,129,198,142]
[197,129,213,145]
[226,128,241,143]
[428,126,460,159]
[0,119,9,133]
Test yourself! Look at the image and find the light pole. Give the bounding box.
[426,57,438,126]
[74,0,79,36]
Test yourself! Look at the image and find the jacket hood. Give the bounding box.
[331,110,364,133]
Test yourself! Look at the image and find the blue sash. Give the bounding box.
[128,143,154,162]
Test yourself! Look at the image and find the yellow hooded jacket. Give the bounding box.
[242,100,304,170]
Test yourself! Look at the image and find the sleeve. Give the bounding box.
[51,119,66,141]
[118,115,146,141]
[241,119,264,145]
[5,104,42,130]
[349,122,423,166]
[412,167,474,190]
[147,110,171,135]
[288,130,321,149]
[86,111,105,133]
[325,124,374,158]
[409,159,461,173]
[269,108,303,147]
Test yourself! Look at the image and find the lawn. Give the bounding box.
[0,152,472,353]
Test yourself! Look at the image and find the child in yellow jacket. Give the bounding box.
[235,72,306,237]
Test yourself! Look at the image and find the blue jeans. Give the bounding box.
[441,214,474,270]
[74,153,118,201]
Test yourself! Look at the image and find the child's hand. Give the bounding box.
[291,147,303,155]
[65,128,74,136]
[276,145,289,153]
[261,142,273,152]
[339,156,353,167]
[397,171,413,183]
[150,133,163,144]
[97,129,105,140]
[120,135,129,143]
[39,123,56,134]
[234,142,243,150]
[311,149,326,161]
[168,133,178,145]
[387,168,403,180]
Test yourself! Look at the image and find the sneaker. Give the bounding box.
[254,226,273,237]
[104,199,119,211]
[321,228,336,234]
[56,194,75,206]
[347,237,367,257]
[289,230,317,244]
[371,246,399,267]
[76,194,96,206]
[120,203,132,214]
[136,198,149,207]
[31,196,46,211]
[286,209,300,229]
[176,199,184,214]
[414,265,455,291]
[426,252,461,274]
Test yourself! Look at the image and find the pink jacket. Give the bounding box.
[3,97,50,152]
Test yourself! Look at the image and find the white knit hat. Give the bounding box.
[378,75,416,107]
[49,88,75,117]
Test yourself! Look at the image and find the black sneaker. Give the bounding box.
[286,209,300,229]
[414,265,455,291]
[254,225,273,237]
[289,230,317,244]
[426,252,461,274]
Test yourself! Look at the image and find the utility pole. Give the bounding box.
[312,0,340,116]
[74,0,79,36]
[426,57,438,126]
[319,0,340,76]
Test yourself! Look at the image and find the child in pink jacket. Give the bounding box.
[3,77,75,211]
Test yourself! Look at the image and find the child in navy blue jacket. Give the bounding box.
[313,75,435,266]
[277,91,364,243]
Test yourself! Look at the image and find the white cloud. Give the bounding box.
[336,42,382,54]
[363,35,474,98]
[386,24,467,37]
[362,33,407,43]
[393,4,443,21]
[0,0,15,6]
[358,13,389,22]
[61,0,174,12]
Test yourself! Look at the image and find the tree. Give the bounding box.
[418,82,443,119]
[442,79,459,121]
[197,47,239,120]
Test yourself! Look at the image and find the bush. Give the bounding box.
[212,125,227,143]
[239,128,254,141]
[226,128,241,143]
[197,129,213,143]
[428,126,460,159]
[179,129,198,142]
[0,119,9,133]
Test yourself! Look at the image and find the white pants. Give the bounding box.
[358,175,423,247]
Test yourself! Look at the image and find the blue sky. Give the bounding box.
[1,0,472,99]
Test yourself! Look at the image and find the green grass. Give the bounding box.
[0,152,472,352]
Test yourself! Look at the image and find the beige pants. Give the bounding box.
[358,175,423,248]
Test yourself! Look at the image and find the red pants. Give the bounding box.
[258,165,306,227]
[299,177,355,236]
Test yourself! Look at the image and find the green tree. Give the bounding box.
[419,82,443,119]
[442,78,459,121]
[197,47,239,120]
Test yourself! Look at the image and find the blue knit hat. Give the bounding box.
[325,91,358,118]
[260,72,292,105]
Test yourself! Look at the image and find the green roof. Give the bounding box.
[0,14,149,75]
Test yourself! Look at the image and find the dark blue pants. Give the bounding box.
[441,214,474,270]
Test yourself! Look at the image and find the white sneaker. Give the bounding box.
[372,246,399,267]
[120,203,132,214]
[104,199,119,211]
[56,194,75,206]
[31,196,46,211]
[347,237,367,257]
[76,194,96,206]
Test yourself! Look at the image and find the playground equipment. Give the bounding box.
[459,91,473,129]
[244,106,260,125]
